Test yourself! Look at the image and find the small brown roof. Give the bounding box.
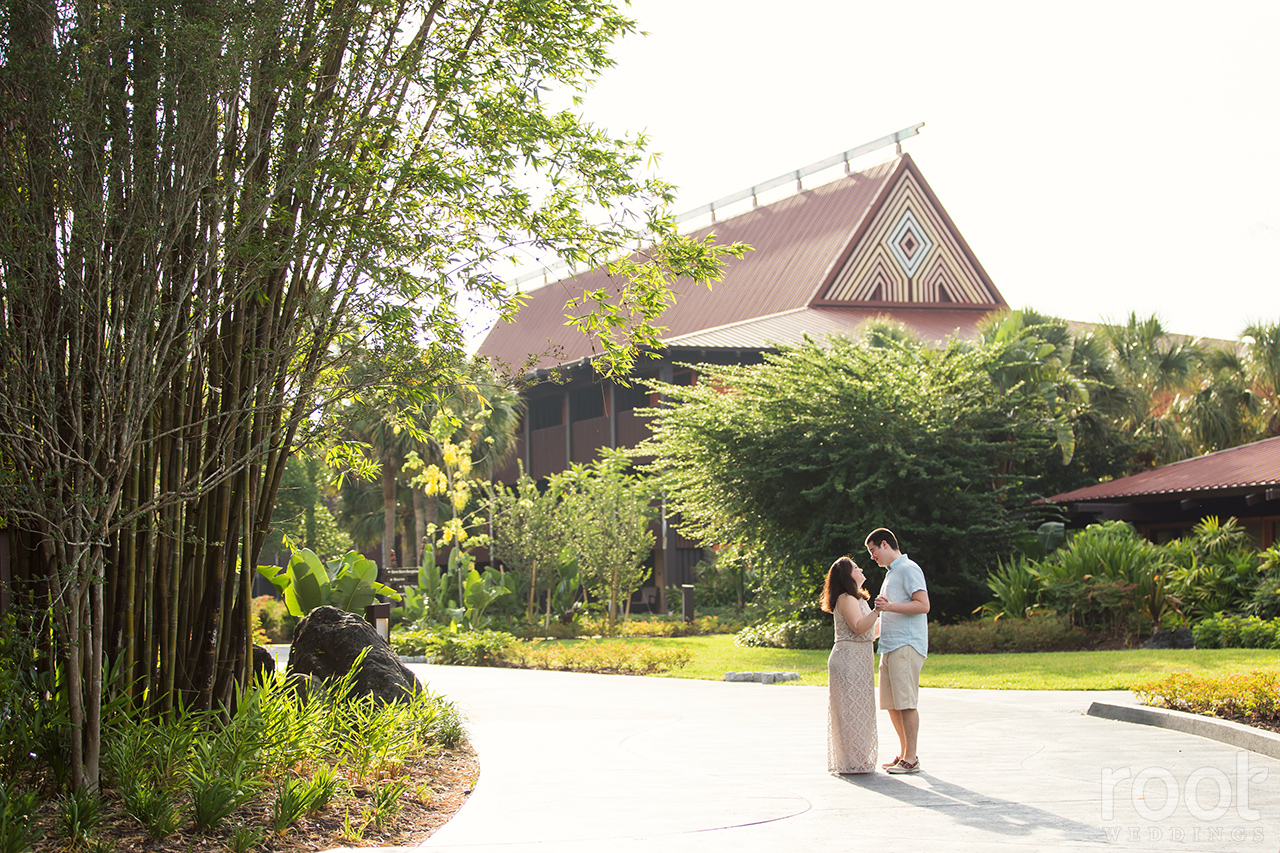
[478,153,1006,370]
[1046,436,1280,503]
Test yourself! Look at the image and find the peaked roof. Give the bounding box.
[1047,436,1280,504]
[478,154,1007,371]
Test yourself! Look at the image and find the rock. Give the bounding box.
[723,670,802,684]
[288,605,423,703]
[1143,627,1195,649]
[252,644,275,681]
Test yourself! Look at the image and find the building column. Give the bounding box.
[655,362,675,613]
[608,382,617,449]
[562,387,571,467]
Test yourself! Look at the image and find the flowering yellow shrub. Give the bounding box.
[1135,669,1280,725]
[503,640,692,676]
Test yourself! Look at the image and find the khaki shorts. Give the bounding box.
[879,645,925,710]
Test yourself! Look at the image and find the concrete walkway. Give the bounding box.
[322,664,1280,853]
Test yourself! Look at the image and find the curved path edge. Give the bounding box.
[1087,701,1280,759]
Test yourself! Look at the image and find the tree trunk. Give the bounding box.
[382,456,400,580]
[413,488,428,570]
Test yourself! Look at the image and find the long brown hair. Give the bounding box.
[820,556,869,612]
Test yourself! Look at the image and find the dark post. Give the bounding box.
[681,583,695,623]
[365,602,391,641]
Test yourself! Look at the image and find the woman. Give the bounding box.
[821,555,880,774]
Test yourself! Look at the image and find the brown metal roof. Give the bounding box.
[477,154,1004,371]
[1047,436,1280,503]
[663,305,999,350]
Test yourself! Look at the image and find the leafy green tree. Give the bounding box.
[335,353,522,578]
[976,310,1138,495]
[554,449,656,624]
[0,0,739,790]
[488,465,572,622]
[638,334,1068,619]
[261,455,353,567]
[409,358,524,570]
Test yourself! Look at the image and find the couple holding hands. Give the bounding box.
[823,527,929,776]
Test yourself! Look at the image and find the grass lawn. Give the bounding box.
[587,635,1280,691]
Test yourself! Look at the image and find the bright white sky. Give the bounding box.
[509,0,1278,344]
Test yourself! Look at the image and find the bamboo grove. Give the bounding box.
[0,0,738,792]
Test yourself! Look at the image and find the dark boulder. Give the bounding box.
[1143,627,1195,649]
[288,605,422,703]
[252,644,276,681]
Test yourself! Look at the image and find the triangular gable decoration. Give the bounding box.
[823,168,999,305]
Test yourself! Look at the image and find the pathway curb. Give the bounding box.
[1087,701,1280,759]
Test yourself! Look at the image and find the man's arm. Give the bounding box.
[881,589,930,615]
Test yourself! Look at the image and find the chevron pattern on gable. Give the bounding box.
[824,169,998,304]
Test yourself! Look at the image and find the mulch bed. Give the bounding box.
[1194,713,1280,736]
[28,746,478,852]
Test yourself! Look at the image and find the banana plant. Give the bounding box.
[412,551,460,627]
[392,546,512,630]
[460,567,512,630]
[549,545,582,623]
[257,548,401,617]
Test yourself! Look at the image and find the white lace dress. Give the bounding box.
[827,595,878,774]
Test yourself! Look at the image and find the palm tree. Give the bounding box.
[331,344,459,574]
[1166,321,1280,455]
[1098,313,1203,467]
[1242,321,1280,438]
[337,396,422,573]
[1176,347,1260,454]
[334,354,523,575]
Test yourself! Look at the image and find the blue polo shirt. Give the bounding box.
[878,554,928,657]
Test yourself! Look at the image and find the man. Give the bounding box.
[867,527,929,774]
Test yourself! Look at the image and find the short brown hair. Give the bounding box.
[864,527,899,551]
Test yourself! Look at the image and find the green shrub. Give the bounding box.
[0,615,69,781]
[432,631,513,666]
[1034,521,1169,633]
[929,613,1092,654]
[1192,614,1280,649]
[390,628,513,665]
[1165,517,1263,619]
[0,781,41,853]
[1192,617,1223,649]
[585,612,748,638]
[58,788,103,848]
[982,555,1044,620]
[3,650,467,850]
[683,553,756,609]
[733,619,834,650]
[270,777,315,833]
[1248,544,1280,619]
[1251,577,1280,620]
